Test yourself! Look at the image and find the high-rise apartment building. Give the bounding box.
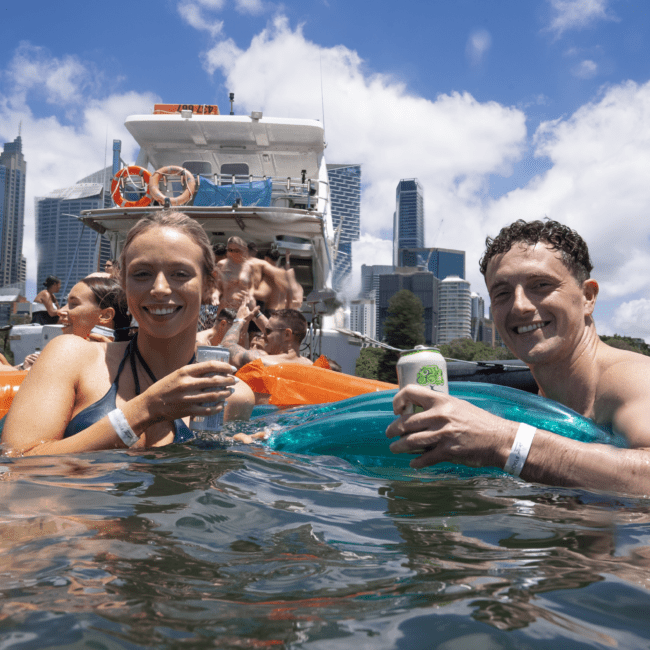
[327,164,361,291]
[438,275,471,344]
[36,181,112,295]
[393,179,424,266]
[0,136,27,291]
[360,264,394,338]
[349,297,376,339]
[470,292,485,341]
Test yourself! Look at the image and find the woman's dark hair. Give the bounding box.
[44,276,60,289]
[81,276,131,340]
[479,219,593,283]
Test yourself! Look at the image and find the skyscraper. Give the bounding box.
[327,164,361,291]
[0,135,27,291]
[438,276,472,344]
[36,180,112,295]
[393,179,424,266]
[396,247,465,280]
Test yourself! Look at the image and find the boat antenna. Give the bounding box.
[229,92,235,115]
[320,54,326,131]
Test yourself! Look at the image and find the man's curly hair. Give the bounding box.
[479,219,593,283]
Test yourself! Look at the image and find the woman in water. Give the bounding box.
[59,276,131,341]
[32,276,62,325]
[2,211,254,456]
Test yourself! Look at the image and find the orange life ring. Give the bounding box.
[148,166,196,206]
[110,166,152,207]
[0,370,28,420]
[236,359,397,408]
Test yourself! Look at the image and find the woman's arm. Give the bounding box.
[41,291,60,317]
[2,337,236,456]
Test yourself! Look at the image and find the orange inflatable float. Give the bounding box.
[111,166,152,207]
[0,370,28,420]
[236,359,397,408]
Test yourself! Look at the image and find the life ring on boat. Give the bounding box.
[236,359,397,408]
[148,166,196,206]
[0,370,28,420]
[110,166,152,207]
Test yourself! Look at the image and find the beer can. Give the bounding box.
[397,345,448,415]
[189,345,231,432]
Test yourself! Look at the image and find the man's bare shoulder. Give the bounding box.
[594,344,650,430]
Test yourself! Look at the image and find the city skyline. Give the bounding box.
[3,1,650,340]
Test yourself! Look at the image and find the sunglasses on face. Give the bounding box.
[264,327,287,336]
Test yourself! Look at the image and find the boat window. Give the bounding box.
[220,163,250,184]
[183,161,213,178]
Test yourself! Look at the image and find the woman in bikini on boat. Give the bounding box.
[32,276,62,325]
[2,211,254,456]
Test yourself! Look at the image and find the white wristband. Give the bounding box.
[108,408,140,447]
[503,423,536,477]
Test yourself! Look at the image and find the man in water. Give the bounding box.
[220,304,312,369]
[387,219,650,495]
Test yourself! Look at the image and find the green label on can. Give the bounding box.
[416,364,445,387]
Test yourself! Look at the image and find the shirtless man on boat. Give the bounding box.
[216,237,288,312]
[253,248,304,311]
[387,219,650,496]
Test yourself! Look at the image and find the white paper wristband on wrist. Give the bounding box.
[503,423,536,477]
[108,408,140,447]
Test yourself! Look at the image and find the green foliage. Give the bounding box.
[355,346,382,380]
[383,290,425,350]
[378,290,425,383]
[437,338,515,362]
[600,334,650,356]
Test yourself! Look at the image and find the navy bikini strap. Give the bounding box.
[129,334,196,396]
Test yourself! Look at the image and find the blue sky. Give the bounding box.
[2,0,650,339]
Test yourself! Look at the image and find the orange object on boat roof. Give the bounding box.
[236,359,397,408]
[153,104,220,115]
[111,166,152,208]
[0,370,28,420]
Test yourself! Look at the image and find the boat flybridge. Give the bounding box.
[80,103,337,306]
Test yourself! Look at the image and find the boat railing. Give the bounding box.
[209,173,329,211]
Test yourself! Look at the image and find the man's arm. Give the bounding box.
[284,252,304,309]
[386,384,650,496]
[219,300,267,368]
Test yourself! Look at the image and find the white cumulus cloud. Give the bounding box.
[547,0,617,36]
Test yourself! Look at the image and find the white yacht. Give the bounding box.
[81,103,336,301]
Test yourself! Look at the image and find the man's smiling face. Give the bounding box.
[485,242,597,366]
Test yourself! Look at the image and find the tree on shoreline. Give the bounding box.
[377,290,425,383]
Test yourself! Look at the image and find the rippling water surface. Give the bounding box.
[1,407,650,649]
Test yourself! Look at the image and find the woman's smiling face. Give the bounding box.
[124,226,207,338]
[59,282,104,338]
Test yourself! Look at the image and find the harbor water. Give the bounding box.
[1,400,649,648]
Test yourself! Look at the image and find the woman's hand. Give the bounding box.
[141,360,237,424]
[385,385,518,469]
[20,353,41,370]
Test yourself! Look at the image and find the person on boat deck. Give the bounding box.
[104,259,120,278]
[32,276,62,325]
[387,219,650,496]
[2,211,254,457]
[58,276,132,342]
[253,249,304,311]
[216,236,288,312]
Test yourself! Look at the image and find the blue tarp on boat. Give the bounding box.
[193,177,273,207]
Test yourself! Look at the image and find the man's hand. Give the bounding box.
[386,385,517,469]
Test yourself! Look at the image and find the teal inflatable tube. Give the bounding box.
[254,383,627,477]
